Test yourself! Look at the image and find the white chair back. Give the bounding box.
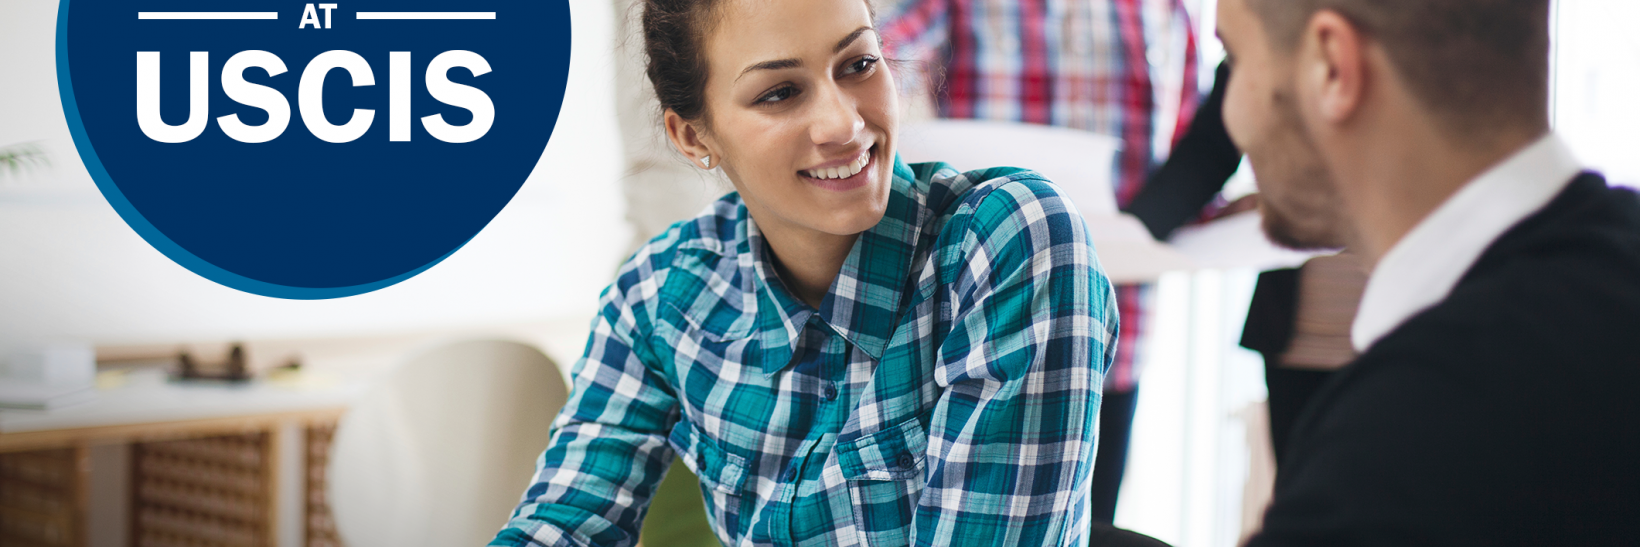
[328,339,568,546]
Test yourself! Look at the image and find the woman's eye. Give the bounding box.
[756,85,798,104]
[843,55,879,76]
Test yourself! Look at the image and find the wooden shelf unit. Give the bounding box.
[132,433,272,547]
[0,447,84,547]
[0,409,345,547]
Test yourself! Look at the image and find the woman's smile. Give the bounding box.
[799,144,876,192]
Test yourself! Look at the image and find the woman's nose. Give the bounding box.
[808,84,864,146]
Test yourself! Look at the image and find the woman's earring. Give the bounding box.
[701,156,712,169]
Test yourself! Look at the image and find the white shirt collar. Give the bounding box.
[1350,133,1585,352]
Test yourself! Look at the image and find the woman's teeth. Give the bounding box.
[804,152,870,180]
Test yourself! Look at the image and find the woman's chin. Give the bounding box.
[808,200,889,237]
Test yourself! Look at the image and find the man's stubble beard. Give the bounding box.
[1254,88,1351,251]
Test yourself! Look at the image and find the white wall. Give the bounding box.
[1115,269,1267,547]
[0,1,629,348]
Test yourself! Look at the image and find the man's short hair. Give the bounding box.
[1246,0,1550,139]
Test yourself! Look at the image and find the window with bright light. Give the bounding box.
[1553,0,1640,188]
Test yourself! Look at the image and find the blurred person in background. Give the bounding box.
[875,0,1203,524]
[1215,0,1640,544]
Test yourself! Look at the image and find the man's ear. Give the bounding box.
[663,109,715,169]
[1302,10,1367,124]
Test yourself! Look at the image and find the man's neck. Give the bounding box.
[1333,120,1544,267]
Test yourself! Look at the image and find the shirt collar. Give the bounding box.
[745,218,811,373]
[746,157,925,374]
[1351,133,1583,352]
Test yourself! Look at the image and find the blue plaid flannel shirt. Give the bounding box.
[493,159,1118,546]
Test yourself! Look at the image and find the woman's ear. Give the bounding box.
[663,109,716,170]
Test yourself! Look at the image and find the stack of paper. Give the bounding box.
[0,345,97,410]
[0,382,96,410]
[1168,210,1327,272]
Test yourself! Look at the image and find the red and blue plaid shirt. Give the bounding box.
[879,0,1200,391]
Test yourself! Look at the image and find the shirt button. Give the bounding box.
[896,453,915,470]
[822,383,838,401]
[782,466,798,482]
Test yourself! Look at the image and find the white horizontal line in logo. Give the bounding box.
[137,12,279,20]
[355,12,495,20]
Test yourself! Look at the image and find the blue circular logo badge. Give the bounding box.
[57,0,571,298]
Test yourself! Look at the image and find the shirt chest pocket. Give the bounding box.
[836,417,929,546]
[668,419,750,542]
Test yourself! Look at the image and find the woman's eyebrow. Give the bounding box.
[736,26,877,82]
[833,26,874,53]
[739,58,802,82]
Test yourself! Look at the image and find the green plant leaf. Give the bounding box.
[0,142,51,180]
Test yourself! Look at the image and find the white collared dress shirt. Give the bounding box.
[1352,133,1585,352]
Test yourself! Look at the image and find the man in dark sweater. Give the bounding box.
[1215,0,1640,545]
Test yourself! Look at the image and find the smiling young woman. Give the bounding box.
[490,0,1118,545]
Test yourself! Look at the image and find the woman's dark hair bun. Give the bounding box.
[641,0,722,122]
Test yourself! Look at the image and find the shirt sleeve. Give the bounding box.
[916,175,1119,546]
[1123,62,1242,240]
[491,262,681,547]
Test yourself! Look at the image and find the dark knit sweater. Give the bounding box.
[1249,173,1640,546]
